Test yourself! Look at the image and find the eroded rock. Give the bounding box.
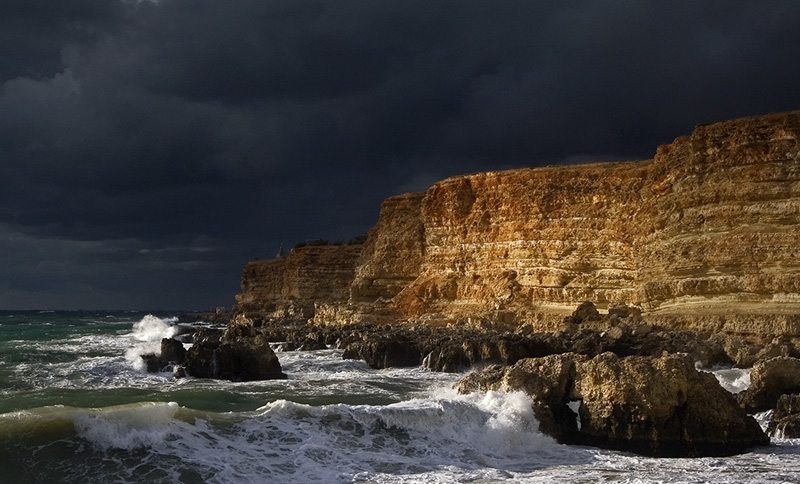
[456,352,769,457]
[183,317,286,381]
[767,394,800,438]
[739,357,800,413]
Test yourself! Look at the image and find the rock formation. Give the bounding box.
[183,315,286,381]
[767,394,800,438]
[236,244,362,319]
[456,352,770,457]
[738,356,800,412]
[237,110,800,339]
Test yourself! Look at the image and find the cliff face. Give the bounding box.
[240,111,800,336]
[387,111,800,331]
[637,115,800,314]
[236,245,362,318]
[350,192,426,302]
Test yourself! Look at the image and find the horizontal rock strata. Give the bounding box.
[236,245,362,319]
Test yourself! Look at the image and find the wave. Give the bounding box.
[3,390,800,483]
[0,401,179,447]
[0,389,585,483]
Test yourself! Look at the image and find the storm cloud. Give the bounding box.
[2,1,800,309]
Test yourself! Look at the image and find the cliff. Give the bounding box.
[236,244,362,318]
[240,110,800,337]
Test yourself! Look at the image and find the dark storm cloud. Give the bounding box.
[2,0,800,309]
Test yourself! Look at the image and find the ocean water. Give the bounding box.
[1,311,799,484]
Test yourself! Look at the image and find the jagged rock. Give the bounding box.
[183,320,286,381]
[161,337,186,364]
[343,337,421,368]
[141,353,165,373]
[767,394,800,438]
[576,352,767,456]
[140,338,187,373]
[456,352,769,457]
[739,357,800,413]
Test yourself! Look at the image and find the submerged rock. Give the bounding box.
[456,352,769,457]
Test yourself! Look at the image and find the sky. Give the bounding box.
[1,1,800,310]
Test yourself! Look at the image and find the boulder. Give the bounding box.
[739,357,800,412]
[575,352,767,456]
[456,352,769,457]
[183,319,286,381]
[767,394,800,438]
[572,301,600,323]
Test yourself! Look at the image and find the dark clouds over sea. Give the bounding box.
[2,1,799,309]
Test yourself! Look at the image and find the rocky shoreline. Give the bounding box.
[141,301,800,457]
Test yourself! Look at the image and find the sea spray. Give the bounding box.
[712,367,752,394]
[124,314,180,371]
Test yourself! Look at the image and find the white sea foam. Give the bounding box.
[131,314,178,342]
[176,387,581,483]
[711,367,752,394]
[125,315,180,371]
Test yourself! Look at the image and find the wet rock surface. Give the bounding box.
[182,317,286,381]
[739,357,800,413]
[767,394,800,438]
[456,352,769,457]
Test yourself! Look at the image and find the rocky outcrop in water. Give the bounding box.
[739,356,800,412]
[767,394,800,438]
[182,316,286,381]
[456,352,769,457]
[141,337,188,373]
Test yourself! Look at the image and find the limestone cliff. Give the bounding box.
[236,245,362,318]
[241,111,800,336]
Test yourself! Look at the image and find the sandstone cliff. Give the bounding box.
[236,244,362,318]
[241,111,800,337]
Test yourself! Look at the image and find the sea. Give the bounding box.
[1,311,799,484]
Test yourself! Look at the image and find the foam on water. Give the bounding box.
[712,367,752,394]
[126,387,585,483]
[5,311,800,483]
